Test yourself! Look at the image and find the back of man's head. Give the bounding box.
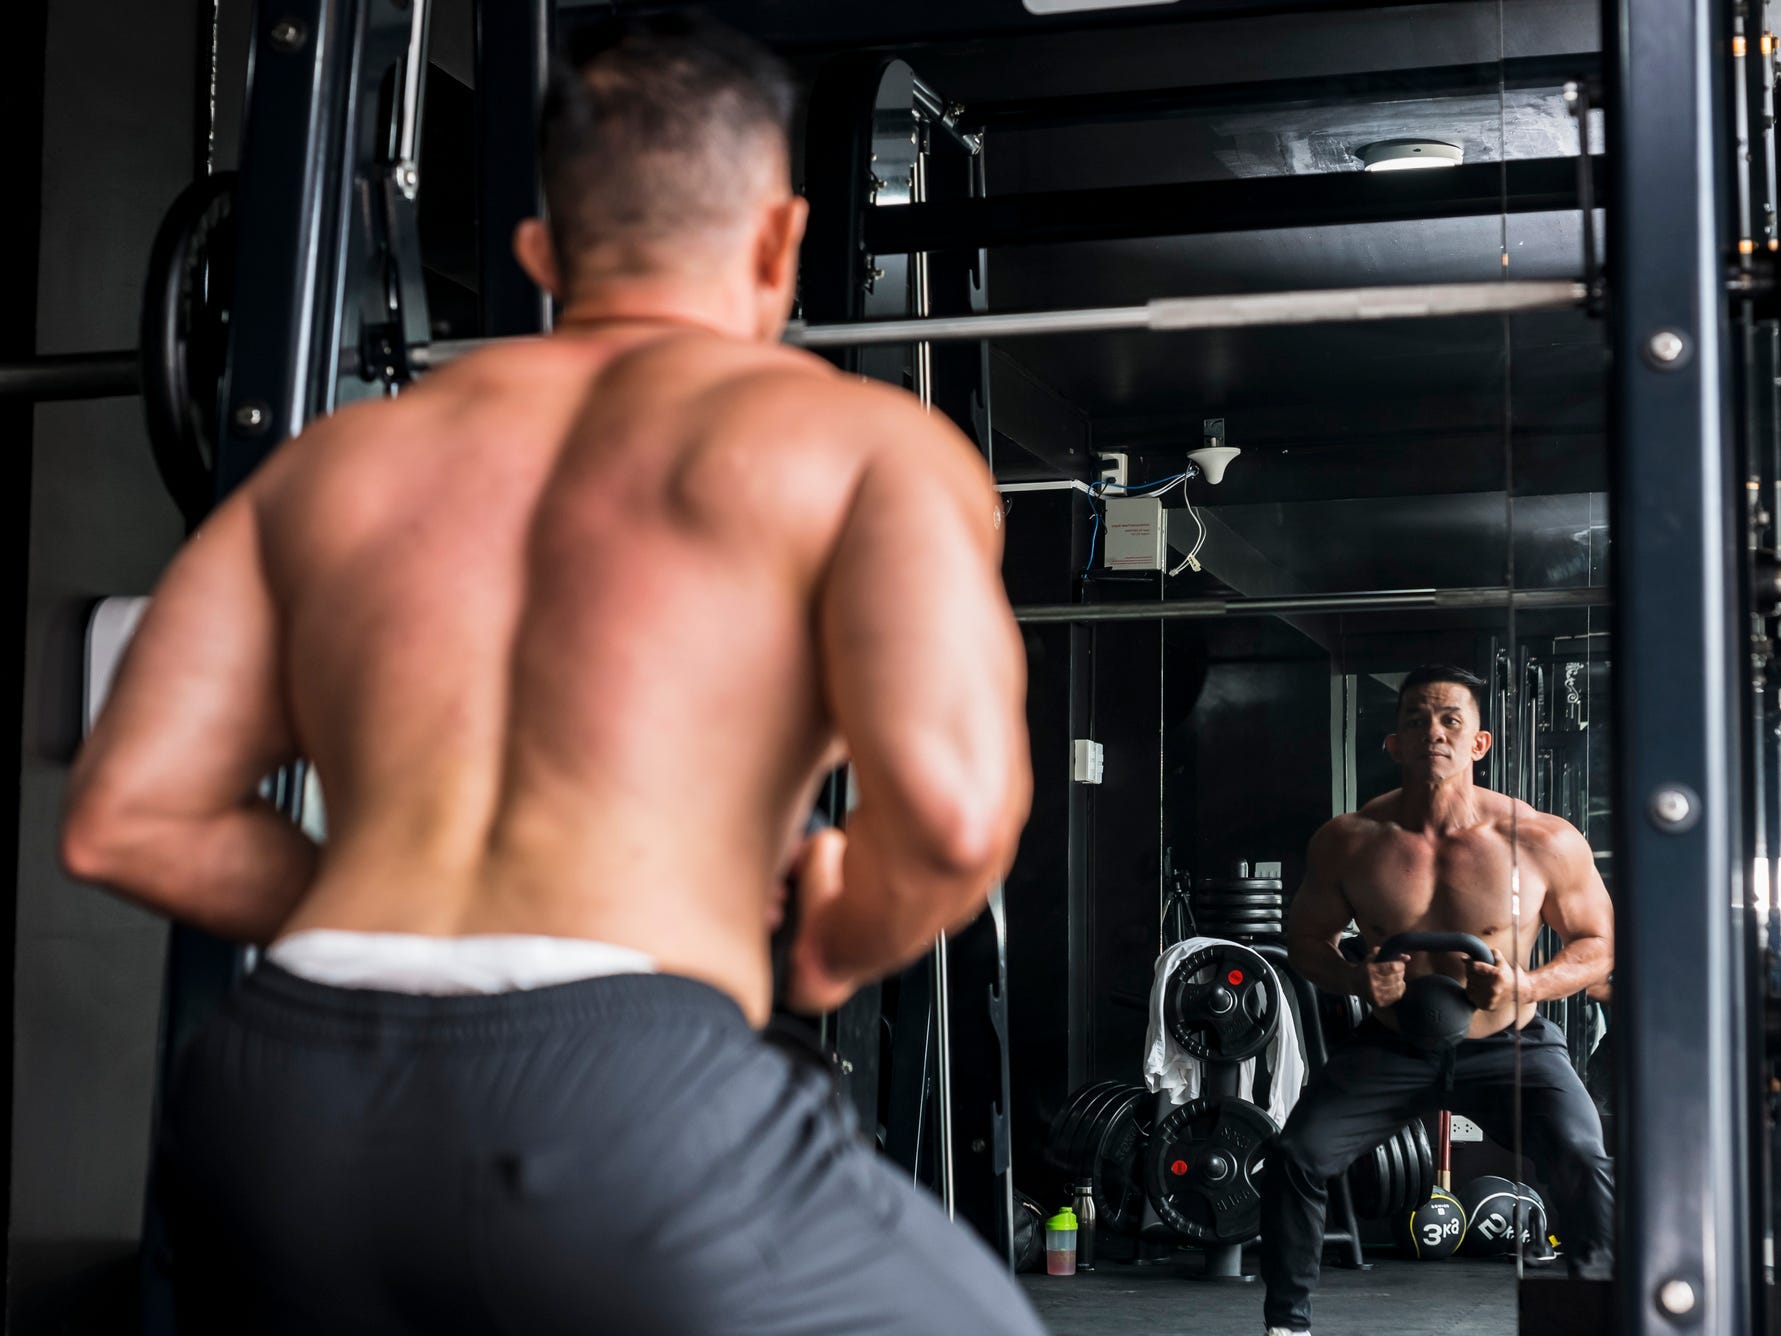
[540,14,795,290]
[1396,664,1488,721]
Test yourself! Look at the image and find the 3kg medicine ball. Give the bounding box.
[1393,1186,1466,1260]
[1456,1176,1548,1256]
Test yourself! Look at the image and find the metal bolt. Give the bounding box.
[1647,329,1689,366]
[1649,786,1697,830]
[971,1138,986,1153]
[395,162,419,198]
[1658,1278,1697,1317]
[269,17,307,50]
[233,401,269,434]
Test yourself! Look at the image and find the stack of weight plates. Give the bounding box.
[1192,876,1286,945]
[1347,1118,1436,1220]
[1044,1080,1153,1237]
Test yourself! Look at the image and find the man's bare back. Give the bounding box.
[64,326,1030,1026]
[1287,675,1613,1037]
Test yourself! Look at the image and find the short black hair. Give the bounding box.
[1396,664,1488,721]
[540,13,794,284]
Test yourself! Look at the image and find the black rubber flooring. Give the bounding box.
[1018,1252,1518,1335]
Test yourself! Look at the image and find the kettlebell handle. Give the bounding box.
[1376,932,1494,965]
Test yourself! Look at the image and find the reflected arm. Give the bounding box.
[1286,820,1367,996]
[1521,821,1614,1004]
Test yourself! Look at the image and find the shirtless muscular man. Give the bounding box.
[1260,664,1614,1336]
[62,16,1041,1335]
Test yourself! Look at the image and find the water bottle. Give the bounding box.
[1071,1181,1097,1271]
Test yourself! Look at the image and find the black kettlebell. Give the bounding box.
[1374,932,1495,1051]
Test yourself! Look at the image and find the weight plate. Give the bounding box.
[1196,879,1286,893]
[1194,894,1286,910]
[1090,1088,1152,1236]
[1409,1120,1435,1208]
[1164,943,1280,1062]
[1062,1083,1124,1163]
[1383,1126,1409,1217]
[1048,1081,1120,1168]
[1194,908,1285,921]
[1145,1096,1279,1244]
[1349,1140,1387,1218]
[1070,1084,1134,1169]
[141,172,237,530]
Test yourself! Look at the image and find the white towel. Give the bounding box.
[1143,936,1307,1127]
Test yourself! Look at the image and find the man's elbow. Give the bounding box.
[59,784,138,887]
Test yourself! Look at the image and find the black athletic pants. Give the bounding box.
[157,965,1048,1336]
[1260,1015,1614,1332]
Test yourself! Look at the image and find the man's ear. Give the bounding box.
[755,195,809,292]
[1471,728,1493,760]
[513,218,561,297]
[1384,733,1402,765]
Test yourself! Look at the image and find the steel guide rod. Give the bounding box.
[0,279,1590,402]
[1013,585,1608,625]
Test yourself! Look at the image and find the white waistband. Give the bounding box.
[264,930,658,996]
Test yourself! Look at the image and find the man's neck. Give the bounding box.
[1395,773,1484,836]
[556,279,756,343]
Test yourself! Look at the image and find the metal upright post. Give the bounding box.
[1609,0,1750,1331]
[212,0,370,494]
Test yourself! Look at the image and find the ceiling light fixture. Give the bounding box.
[1358,139,1464,173]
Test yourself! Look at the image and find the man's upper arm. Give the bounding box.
[1288,822,1355,952]
[1539,821,1615,952]
[68,487,294,826]
[816,400,1029,865]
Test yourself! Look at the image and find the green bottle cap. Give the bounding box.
[1045,1208,1078,1231]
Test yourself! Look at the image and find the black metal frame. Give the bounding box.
[1608,0,1752,1331]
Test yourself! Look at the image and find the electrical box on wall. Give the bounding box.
[1104,496,1168,570]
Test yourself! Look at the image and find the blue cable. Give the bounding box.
[1096,471,1187,495]
[1083,510,1101,573]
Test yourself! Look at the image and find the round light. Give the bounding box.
[1359,139,1464,173]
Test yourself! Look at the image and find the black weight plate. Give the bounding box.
[1062,1083,1126,1167]
[141,172,237,530]
[1164,943,1280,1062]
[1194,894,1286,911]
[1070,1084,1134,1170]
[1048,1080,1115,1158]
[1348,1138,1390,1219]
[1374,1132,1403,1225]
[1195,908,1285,921]
[1197,879,1286,893]
[1048,1081,1120,1168]
[1409,1120,1435,1208]
[1090,1088,1151,1236]
[1145,1096,1279,1244]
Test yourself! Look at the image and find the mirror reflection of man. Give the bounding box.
[1260,665,1614,1336]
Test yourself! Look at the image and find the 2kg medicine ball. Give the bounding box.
[1393,1186,1467,1260]
[1456,1176,1548,1256]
